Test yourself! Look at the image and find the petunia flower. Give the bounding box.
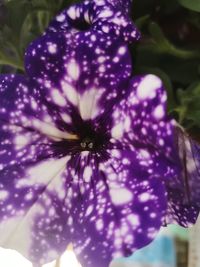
[0,0,200,267]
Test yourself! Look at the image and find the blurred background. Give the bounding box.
[0,0,200,266]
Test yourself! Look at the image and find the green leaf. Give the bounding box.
[5,0,32,36]
[19,12,38,53]
[32,0,67,13]
[149,22,200,59]
[177,0,200,12]
[163,57,200,85]
[37,10,52,33]
[19,8,53,53]
[176,81,200,127]
[135,15,150,29]
[188,11,200,29]
[0,52,24,71]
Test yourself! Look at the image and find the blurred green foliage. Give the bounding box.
[0,0,200,134]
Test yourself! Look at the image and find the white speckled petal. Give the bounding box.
[0,75,76,264]
[69,150,167,267]
[25,30,132,122]
[109,75,177,162]
[108,75,200,229]
[47,0,140,43]
[165,127,200,227]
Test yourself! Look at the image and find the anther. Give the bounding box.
[80,138,94,150]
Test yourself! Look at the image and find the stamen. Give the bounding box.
[80,142,87,149]
[80,137,95,150]
[88,143,94,149]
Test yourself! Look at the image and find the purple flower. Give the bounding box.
[0,0,199,267]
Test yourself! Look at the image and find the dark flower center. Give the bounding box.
[53,121,109,157]
[70,18,91,32]
[79,129,107,152]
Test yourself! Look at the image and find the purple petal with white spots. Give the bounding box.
[176,127,200,207]
[65,150,167,267]
[0,73,167,266]
[0,75,78,264]
[165,127,200,227]
[166,186,199,227]
[25,30,132,122]
[108,74,180,165]
[107,0,133,14]
[106,74,200,227]
[0,68,199,266]
[47,0,140,43]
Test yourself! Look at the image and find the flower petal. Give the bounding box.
[177,128,200,207]
[0,75,76,264]
[107,74,200,227]
[106,0,133,14]
[47,1,140,43]
[0,75,83,264]
[0,156,73,265]
[64,150,167,267]
[108,74,180,165]
[165,127,200,227]
[25,30,132,121]
[0,75,76,139]
[166,187,199,227]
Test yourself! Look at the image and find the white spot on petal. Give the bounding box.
[102,25,109,33]
[67,7,76,20]
[56,14,66,22]
[85,205,93,216]
[139,192,150,202]
[111,123,124,139]
[137,75,162,100]
[67,61,80,80]
[16,156,69,188]
[127,214,140,227]
[96,219,104,231]
[118,46,126,55]
[139,149,150,159]
[14,135,30,149]
[60,113,72,124]
[51,89,67,107]
[83,166,93,183]
[153,105,165,119]
[110,188,133,205]
[98,9,113,18]
[91,35,96,41]
[31,119,74,140]
[48,44,57,54]
[61,82,78,106]
[0,190,9,200]
[79,87,104,120]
